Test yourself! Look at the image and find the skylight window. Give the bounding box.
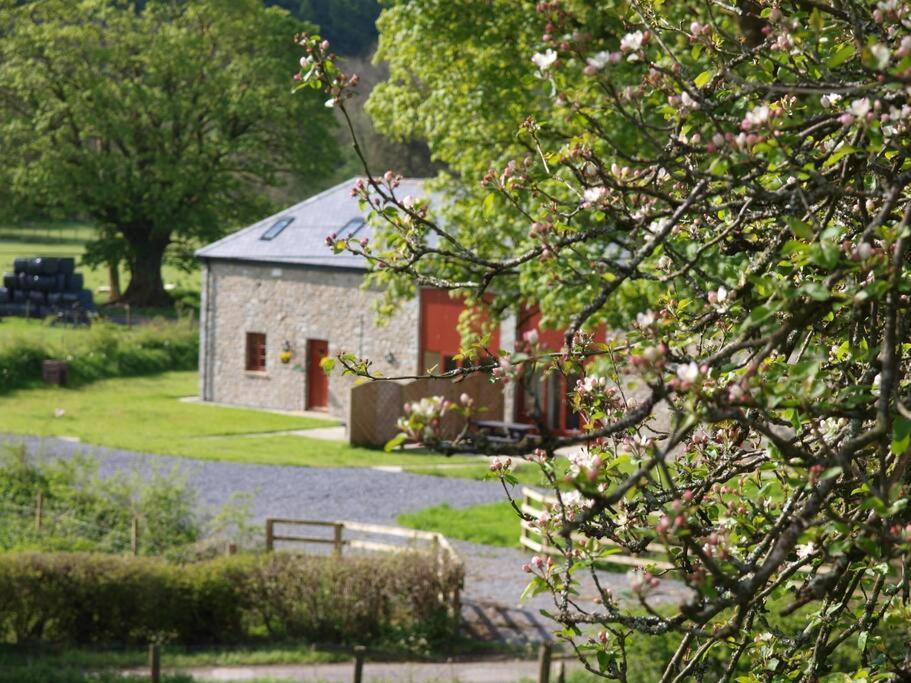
[338,217,365,239]
[260,217,294,241]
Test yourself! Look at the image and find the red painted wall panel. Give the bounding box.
[419,289,500,371]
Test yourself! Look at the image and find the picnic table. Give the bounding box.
[471,419,537,445]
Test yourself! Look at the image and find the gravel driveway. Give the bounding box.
[3,434,503,524]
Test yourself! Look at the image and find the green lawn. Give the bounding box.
[0,371,482,468]
[0,221,199,305]
[397,501,521,548]
[403,461,562,485]
[0,644,348,670]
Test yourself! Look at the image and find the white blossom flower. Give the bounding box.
[742,104,770,129]
[586,50,612,71]
[870,43,891,69]
[796,542,816,559]
[636,310,655,327]
[531,49,558,71]
[677,362,701,384]
[680,91,700,110]
[620,30,644,53]
[872,373,882,396]
[849,98,871,118]
[583,186,608,204]
[820,92,843,108]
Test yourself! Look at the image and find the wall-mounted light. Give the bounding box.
[385,351,397,365]
[279,341,294,364]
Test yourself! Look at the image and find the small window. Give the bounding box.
[338,217,365,239]
[246,332,266,372]
[260,217,294,241]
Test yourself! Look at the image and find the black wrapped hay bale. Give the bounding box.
[58,258,75,274]
[2,273,16,289]
[33,257,59,275]
[30,275,57,292]
[12,289,26,303]
[0,287,10,302]
[61,291,78,305]
[77,289,94,309]
[28,290,46,305]
[13,258,28,274]
[47,292,62,306]
[66,273,84,291]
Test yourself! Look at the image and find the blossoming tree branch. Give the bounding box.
[298,0,911,679]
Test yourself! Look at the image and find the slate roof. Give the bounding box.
[196,177,432,270]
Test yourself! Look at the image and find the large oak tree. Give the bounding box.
[0,0,335,306]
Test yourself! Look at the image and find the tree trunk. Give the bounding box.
[108,260,121,300]
[120,236,172,307]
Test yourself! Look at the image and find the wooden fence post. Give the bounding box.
[265,519,275,552]
[34,491,43,533]
[333,523,343,557]
[537,642,552,683]
[149,643,160,683]
[131,518,140,556]
[353,645,365,683]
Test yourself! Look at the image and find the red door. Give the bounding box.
[306,339,329,410]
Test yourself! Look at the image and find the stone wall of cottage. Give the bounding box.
[199,260,420,420]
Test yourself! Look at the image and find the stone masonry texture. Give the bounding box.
[200,260,419,421]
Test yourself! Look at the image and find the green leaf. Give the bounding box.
[787,217,814,240]
[319,357,336,374]
[827,43,855,68]
[694,70,713,88]
[383,433,408,452]
[821,466,843,480]
[823,145,858,168]
[891,415,911,455]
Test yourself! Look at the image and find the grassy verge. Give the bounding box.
[403,459,572,484]
[0,318,199,393]
[0,371,482,468]
[398,501,521,548]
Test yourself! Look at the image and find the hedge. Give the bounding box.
[0,552,462,647]
[0,320,197,393]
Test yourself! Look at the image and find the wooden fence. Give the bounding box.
[264,518,462,634]
[519,487,674,571]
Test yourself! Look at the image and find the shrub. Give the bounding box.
[246,552,462,644]
[0,445,201,557]
[0,319,198,394]
[0,551,462,647]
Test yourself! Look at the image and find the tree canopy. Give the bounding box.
[0,0,336,306]
[302,0,911,678]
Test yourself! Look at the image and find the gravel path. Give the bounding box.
[3,434,689,645]
[3,435,503,525]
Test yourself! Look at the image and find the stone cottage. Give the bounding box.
[196,177,594,439]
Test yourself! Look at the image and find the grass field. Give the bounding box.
[0,371,483,469]
[397,501,521,547]
[0,315,193,353]
[0,222,199,305]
